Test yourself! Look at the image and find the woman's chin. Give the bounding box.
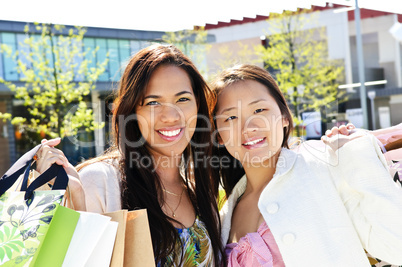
[239,151,279,167]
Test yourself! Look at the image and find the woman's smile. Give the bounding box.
[242,137,267,149]
[157,127,185,141]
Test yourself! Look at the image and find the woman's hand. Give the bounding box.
[36,138,68,173]
[324,123,356,138]
[35,138,86,211]
[321,123,365,151]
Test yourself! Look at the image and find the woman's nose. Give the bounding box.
[242,119,259,135]
[160,103,181,123]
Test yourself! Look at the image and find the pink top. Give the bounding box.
[225,221,285,267]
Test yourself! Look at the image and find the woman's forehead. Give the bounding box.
[217,81,273,109]
[144,65,194,97]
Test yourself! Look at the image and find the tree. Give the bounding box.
[162,27,211,78]
[256,10,346,136]
[0,23,107,144]
[213,41,257,74]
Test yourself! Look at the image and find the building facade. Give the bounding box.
[203,4,402,136]
[0,20,167,173]
[2,4,402,172]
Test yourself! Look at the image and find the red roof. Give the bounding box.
[203,3,402,30]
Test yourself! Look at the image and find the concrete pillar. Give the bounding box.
[91,91,105,156]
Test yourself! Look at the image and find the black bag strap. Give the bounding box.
[24,163,69,199]
[0,144,41,196]
[0,144,69,199]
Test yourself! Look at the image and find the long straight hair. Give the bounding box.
[101,44,222,264]
[211,64,294,197]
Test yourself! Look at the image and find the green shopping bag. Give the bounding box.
[0,144,79,266]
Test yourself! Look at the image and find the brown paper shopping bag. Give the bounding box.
[105,209,155,267]
[104,210,127,267]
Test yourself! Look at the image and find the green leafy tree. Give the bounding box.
[257,10,346,136]
[0,23,107,143]
[162,27,211,78]
[214,42,257,74]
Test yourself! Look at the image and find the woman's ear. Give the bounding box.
[282,117,290,128]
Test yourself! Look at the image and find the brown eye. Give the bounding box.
[177,97,190,102]
[146,101,159,106]
[224,116,237,122]
[254,108,265,114]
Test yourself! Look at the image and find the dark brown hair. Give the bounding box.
[78,44,222,265]
[211,64,294,196]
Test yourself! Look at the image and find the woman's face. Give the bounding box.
[215,80,289,165]
[136,65,198,159]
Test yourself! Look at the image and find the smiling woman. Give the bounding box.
[136,65,198,158]
[213,64,402,267]
[215,79,289,167]
[70,44,223,266]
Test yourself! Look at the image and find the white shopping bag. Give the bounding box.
[85,220,119,267]
[62,211,118,267]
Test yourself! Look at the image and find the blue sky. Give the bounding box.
[0,0,400,31]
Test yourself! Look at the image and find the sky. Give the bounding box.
[0,0,401,32]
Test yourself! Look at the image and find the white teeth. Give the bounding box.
[244,138,264,146]
[159,129,181,137]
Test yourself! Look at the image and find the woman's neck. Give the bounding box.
[152,153,183,185]
[242,153,280,196]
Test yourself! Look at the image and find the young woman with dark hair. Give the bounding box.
[212,64,402,266]
[37,44,223,266]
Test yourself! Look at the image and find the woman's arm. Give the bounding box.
[78,161,122,214]
[329,134,402,264]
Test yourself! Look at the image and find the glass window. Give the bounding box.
[107,39,119,82]
[118,40,130,76]
[83,37,96,81]
[31,34,42,79]
[56,35,71,77]
[130,40,142,55]
[16,34,31,80]
[96,38,108,81]
[1,33,18,81]
[72,38,84,82]
[130,40,152,56]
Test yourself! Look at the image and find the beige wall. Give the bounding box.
[206,37,264,79]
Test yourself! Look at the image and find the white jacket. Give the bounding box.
[220,135,402,266]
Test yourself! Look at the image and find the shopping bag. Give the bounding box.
[62,211,118,267]
[105,209,155,267]
[31,205,79,267]
[104,210,127,267]
[85,218,118,267]
[0,144,73,266]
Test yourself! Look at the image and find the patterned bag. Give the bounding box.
[0,144,70,266]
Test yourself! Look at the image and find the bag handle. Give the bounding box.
[23,163,69,199]
[0,144,69,199]
[0,144,41,196]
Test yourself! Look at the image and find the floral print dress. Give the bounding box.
[158,217,214,267]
